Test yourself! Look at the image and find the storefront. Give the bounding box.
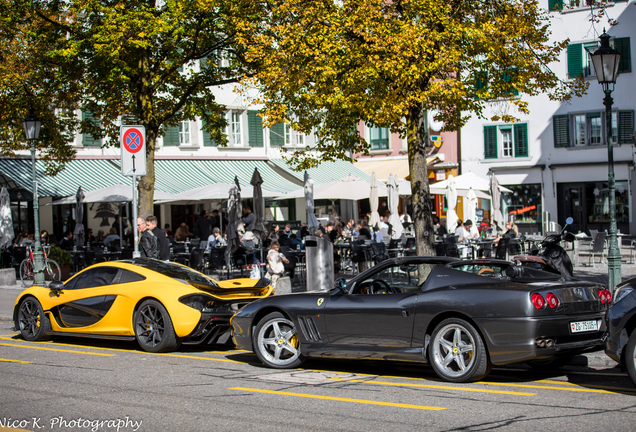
[557,181,630,235]
[501,184,543,234]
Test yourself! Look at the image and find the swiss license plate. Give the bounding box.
[570,320,599,333]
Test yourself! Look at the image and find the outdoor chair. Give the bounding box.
[579,232,607,267]
[620,237,636,264]
[188,249,205,272]
[190,238,201,249]
[508,238,522,255]
[279,245,298,279]
[351,240,369,272]
[370,242,390,265]
[208,247,226,274]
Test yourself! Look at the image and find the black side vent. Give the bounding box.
[297,316,322,342]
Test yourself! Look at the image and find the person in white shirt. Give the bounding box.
[206,227,226,251]
[371,226,384,243]
[455,220,478,242]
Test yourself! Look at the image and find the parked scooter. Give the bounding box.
[513,217,576,278]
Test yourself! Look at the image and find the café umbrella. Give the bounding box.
[0,187,13,250]
[73,187,85,249]
[369,172,381,228]
[386,174,403,239]
[304,172,319,234]
[446,174,458,234]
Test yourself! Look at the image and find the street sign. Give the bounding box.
[120,125,147,176]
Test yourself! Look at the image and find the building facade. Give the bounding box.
[461,0,635,235]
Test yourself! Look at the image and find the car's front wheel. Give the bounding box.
[429,318,491,383]
[253,312,305,368]
[133,299,180,353]
[625,331,636,386]
[16,296,50,341]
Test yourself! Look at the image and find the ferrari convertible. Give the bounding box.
[605,277,636,385]
[13,258,273,352]
[231,257,610,382]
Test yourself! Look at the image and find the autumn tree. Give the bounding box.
[239,0,588,255]
[2,0,261,215]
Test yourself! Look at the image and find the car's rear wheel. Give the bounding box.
[253,312,305,368]
[429,318,491,383]
[624,331,636,386]
[16,297,50,341]
[134,299,180,353]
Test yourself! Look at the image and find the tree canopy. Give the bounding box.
[238,0,588,253]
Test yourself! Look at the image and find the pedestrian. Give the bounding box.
[194,210,213,241]
[146,215,170,260]
[265,240,289,291]
[137,216,158,258]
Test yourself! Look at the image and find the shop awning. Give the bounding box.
[354,156,441,181]
[268,159,383,187]
[0,158,131,198]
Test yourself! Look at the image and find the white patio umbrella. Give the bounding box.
[445,174,458,234]
[304,172,319,234]
[369,172,381,228]
[225,183,241,265]
[490,174,504,232]
[275,175,388,201]
[47,184,180,205]
[0,187,14,250]
[430,172,512,194]
[386,174,403,239]
[398,179,489,199]
[73,187,85,249]
[465,187,478,224]
[154,183,279,204]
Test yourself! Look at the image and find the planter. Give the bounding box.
[59,265,71,281]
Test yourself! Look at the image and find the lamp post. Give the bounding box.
[22,107,44,285]
[589,29,622,292]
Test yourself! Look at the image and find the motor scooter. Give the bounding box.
[513,217,576,278]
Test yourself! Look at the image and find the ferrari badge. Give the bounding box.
[317,298,324,306]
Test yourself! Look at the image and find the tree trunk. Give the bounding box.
[138,127,156,218]
[407,103,436,256]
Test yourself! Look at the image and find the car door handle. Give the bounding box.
[402,310,409,318]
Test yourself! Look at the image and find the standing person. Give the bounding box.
[210,210,220,229]
[137,216,158,258]
[194,210,213,241]
[265,240,289,290]
[146,215,170,261]
[242,205,256,232]
[111,216,120,235]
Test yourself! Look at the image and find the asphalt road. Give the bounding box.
[0,320,635,432]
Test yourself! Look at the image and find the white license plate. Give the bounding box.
[570,320,599,333]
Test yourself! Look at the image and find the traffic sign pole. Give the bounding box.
[120,125,146,258]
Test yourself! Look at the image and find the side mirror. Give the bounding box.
[565,217,574,225]
[49,281,64,297]
[335,277,347,293]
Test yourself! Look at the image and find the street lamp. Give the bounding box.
[589,29,622,292]
[22,107,44,285]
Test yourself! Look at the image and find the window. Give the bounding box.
[284,123,305,146]
[483,124,528,159]
[501,184,542,225]
[369,127,389,150]
[553,110,634,147]
[548,0,563,11]
[568,37,631,79]
[230,111,242,145]
[82,111,101,147]
[179,121,190,145]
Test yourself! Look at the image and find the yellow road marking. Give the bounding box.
[0,358,31,364]
[0,342,115,357]
[230,387,446,410]
[479,381,636,394]
[329,378,535,396]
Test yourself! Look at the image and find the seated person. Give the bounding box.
[58,231,74,250]
[290,233,304,250]
[206,227,227,249]
[493,220,518,247]
[104,227,121,248]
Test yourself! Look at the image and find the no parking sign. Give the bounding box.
[120,125,147,176]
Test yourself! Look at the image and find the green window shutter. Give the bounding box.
[502,69,519,96]
[618,110,634,144]
[553,115,570,148]
[614,37,631,73]
[121,114,137,126]
[82,111,100,147]
[484,126,497,159]
[514,124,528,157]
[549,0,563,10]
[163,126,180,146]
[567,43,583,79]
[247,110,264,147]
[201,117,219,147]
[475,71,488,91]
[269,123,284,147]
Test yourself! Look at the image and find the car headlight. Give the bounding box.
[179,294,216,312]
[613,285,634,305]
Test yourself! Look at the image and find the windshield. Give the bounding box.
[123,258,219,289]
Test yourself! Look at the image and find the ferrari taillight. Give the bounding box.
[598,289,607,304]
[546,293,559,309]
[531,293,545,309]
[605,290,612,304]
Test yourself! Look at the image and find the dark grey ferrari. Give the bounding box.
[231,257,609,382]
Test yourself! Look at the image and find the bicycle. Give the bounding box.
[20,245,61,287]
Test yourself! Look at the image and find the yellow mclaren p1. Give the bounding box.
[12,258,273,352]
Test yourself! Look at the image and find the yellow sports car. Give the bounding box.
[13,258,273,352]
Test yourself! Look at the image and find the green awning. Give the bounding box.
[269,159,378,185]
